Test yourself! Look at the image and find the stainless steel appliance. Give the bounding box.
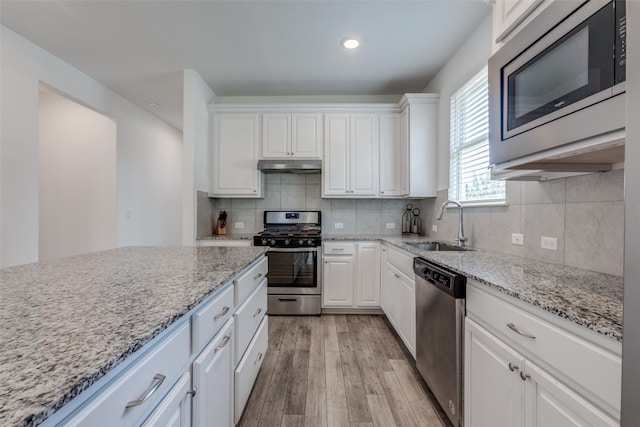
[253,211,322,315]
[489,0,627,166]
[414,257,466,427]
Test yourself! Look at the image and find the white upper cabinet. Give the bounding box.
[323,113,379,197]
[379,113,406,197]
[400,94,438,198]
[210,112,262,198]
[492,0,547,51]
[261,113,322,159]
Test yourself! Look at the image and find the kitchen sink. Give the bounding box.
[406,242,470,251]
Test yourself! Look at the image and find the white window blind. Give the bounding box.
[449,67,505,204]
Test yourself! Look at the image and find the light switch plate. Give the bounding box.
[334,223,344,229]
[432,224,438,233]
[385,223,395,229]
[235,222,244,229]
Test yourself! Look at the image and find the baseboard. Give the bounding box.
[321,307,384,315]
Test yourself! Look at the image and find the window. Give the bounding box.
[449,67,505,204]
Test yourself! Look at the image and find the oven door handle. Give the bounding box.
[266,247,318,253]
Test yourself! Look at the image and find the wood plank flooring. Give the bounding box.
[238,314,451,427]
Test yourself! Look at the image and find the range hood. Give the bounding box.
[257,159,322,174]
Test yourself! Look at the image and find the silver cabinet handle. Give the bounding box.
[215,335,231,352]
[253,308,263,318]
[253,273,263,281]
[187,387,197,397]
[508,362,519,372]
[506,323,536,339]
[332,248,344,251]
[520,371,531,381]
[214,306,230,320]
[255,352,263,365]
[125,373,166,409]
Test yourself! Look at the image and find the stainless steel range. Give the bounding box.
[253,211,322,315]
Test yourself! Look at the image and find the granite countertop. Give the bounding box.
[197,233,254,240]
[0,246,267,427]
[324,234,623,343]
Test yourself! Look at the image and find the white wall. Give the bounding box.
[38,90,117,260]
[423,15,493,191]
[182,70,214,245]
[1,25,183,267]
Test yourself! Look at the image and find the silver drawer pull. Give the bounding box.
[253,308,263,318]
[214,306,230,320]
[125,373,166,409]
[253,273,263,281]
[520,371,531,381]
[255,352,263,365]
[215,335,231,352]
[508,362,519,372]
[506,323,536,339]
[187,386,198,397]
[332,248,345,251]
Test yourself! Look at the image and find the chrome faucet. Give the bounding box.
[436,200,468,247]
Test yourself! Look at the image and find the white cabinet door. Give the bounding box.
[465,318,525,427]
[385,264,402,332]
[262,113,290,158]
[379,113,404,197]
[291,113,322,158]
[398,271,416,357]
[324,114,350,195]
[322,255,354,307]
[524,362,618,427]
[350,114,378,196]
[355,242,381,307]
[211,113,261,197]
[192,319,234,427]
[493,0,545,45]
[141,372,192,427]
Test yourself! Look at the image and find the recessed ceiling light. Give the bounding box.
[341,37,360,50]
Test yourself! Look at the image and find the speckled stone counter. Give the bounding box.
[197,233,254,241]
[0,246,267,427]
[324,234,623,342]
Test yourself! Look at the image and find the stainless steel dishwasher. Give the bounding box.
[414,257,466,427]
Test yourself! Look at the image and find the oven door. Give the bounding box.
[265,247,320,295]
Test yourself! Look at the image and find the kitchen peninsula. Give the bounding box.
[0,246,268,427]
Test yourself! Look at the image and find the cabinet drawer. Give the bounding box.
[323,242,355,255]
[234,279,268,366]
[65,322,190,427]
[387,246,413,277]
[235,256,268,305]
[467,284,621,416]
[192,284,234,353]
[235,316,269,423]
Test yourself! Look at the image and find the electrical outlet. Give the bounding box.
[511,233,524,246]
[541,236,558,251]
[385,223,395,229]
[432,224,438,232]
[235,222,244,229]
[334,223,344,229]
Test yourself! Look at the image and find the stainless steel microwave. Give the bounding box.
[489,0,626,166]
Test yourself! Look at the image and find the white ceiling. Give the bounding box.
[0,0,490,130]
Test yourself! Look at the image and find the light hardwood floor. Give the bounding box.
[238,314,451,427]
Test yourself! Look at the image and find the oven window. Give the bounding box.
[266,250,317,287]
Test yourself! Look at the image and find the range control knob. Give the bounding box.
[299,239,304,245]
[261,239,268,246]
[284,239,291,246]
[308,239,315,246]
[270,239,276,246]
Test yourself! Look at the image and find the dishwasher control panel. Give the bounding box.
[414,257,466,298]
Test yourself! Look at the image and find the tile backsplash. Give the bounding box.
[198,169,624,277]
[423,169,624,276]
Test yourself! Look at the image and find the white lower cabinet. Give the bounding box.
[380,244,415,358]
[322,241,381,309]
[235,316,269,423]
[192,319,235,427]
[465,282,621,426]
[142,371,192,427]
